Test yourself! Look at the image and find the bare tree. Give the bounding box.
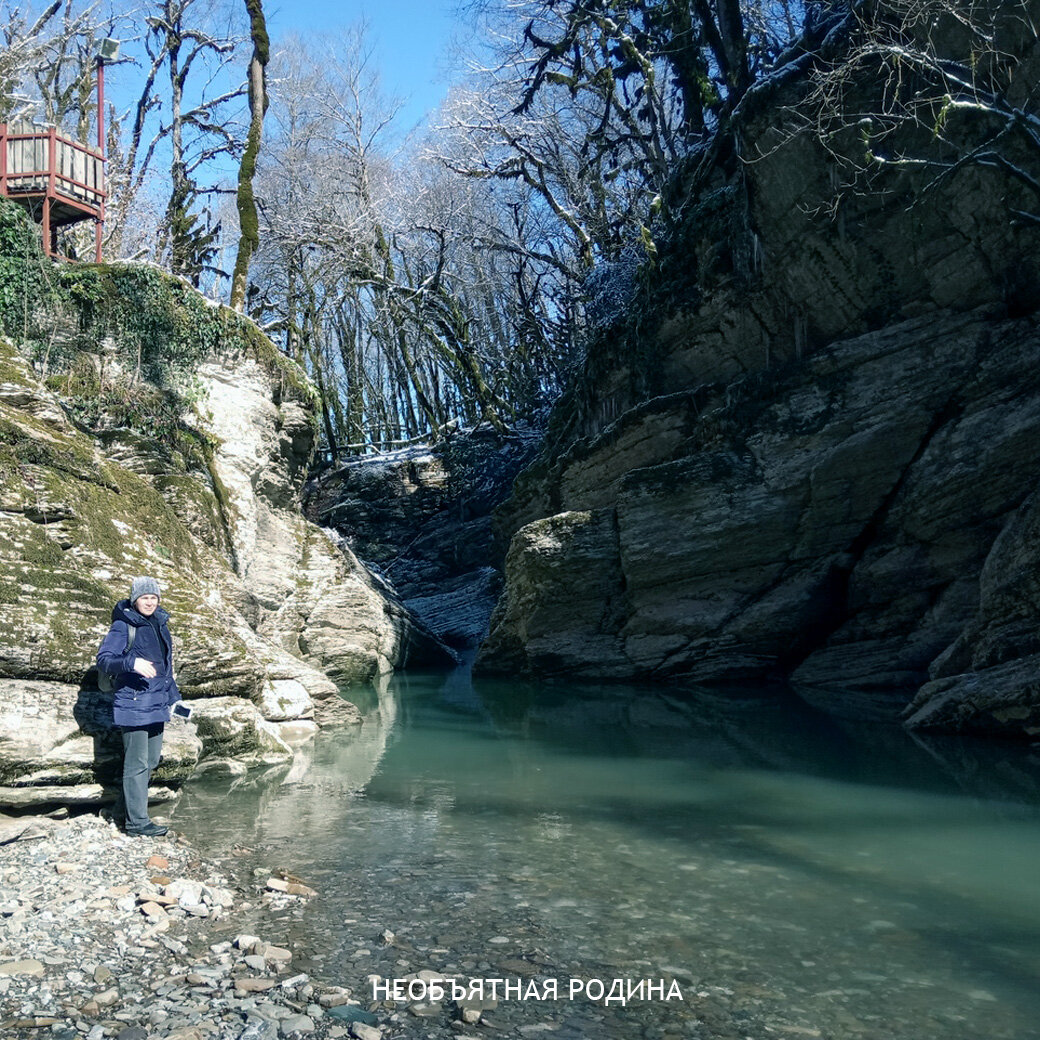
[791,0,1040,224]
[245,27,576,452]
[149,0,246,280]
[75,0,247,274]
[0,0,120,129]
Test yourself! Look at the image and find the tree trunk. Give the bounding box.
[230,0,270,311]
[157,13,184,265]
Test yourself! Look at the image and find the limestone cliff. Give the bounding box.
[0,212,450,809]
[477,16,1040,739]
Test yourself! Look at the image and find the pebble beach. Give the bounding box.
[0,813,392,1040]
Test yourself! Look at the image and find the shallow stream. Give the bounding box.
[173,670,1040,1040]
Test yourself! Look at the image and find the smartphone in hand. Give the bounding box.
[172,702,194,720]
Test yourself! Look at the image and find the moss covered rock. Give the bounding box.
[0,245,452,809]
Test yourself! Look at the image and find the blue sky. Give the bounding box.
[266,0,463,133]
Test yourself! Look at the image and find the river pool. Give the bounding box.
[173,669,1040,1040]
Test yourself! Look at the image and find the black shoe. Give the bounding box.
[126,822,169,837]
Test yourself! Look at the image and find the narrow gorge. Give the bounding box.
[3,5,1040,1039]
[2,2,1038,826]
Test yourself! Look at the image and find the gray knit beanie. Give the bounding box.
[130,576,161,605]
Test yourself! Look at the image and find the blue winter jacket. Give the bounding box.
[97,599,181,727]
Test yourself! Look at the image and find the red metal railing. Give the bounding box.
[0,121,107,260]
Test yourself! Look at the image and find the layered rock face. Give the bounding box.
[481,311,1040,736]
[478,23,1040,738]
[196,355,449,681]
[0,317,449,810]
[305,427,541,649]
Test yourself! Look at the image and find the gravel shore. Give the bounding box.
[0,812,387,1040]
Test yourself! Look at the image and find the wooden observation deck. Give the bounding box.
[0,121,106,260]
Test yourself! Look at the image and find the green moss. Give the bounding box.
[0,201,62,354]
[0,497,114,674]
[234,317,319,413]
[0,208,319,451]
[191,678,247,699]
[0,337,33,383]
[0,413,114,489]
[153,474,229,552]
[55,262,316,406]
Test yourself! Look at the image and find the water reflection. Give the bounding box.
[174,667,1040,1040]
[178,675,398,844]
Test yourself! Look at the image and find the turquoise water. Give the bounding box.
[174,670,1040,1039]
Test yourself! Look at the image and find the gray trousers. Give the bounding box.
[121,723,164,829]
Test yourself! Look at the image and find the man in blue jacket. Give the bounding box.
[97,577,181,837]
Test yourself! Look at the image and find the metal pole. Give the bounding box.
[46,127,57,257]
[95,55,105,262]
